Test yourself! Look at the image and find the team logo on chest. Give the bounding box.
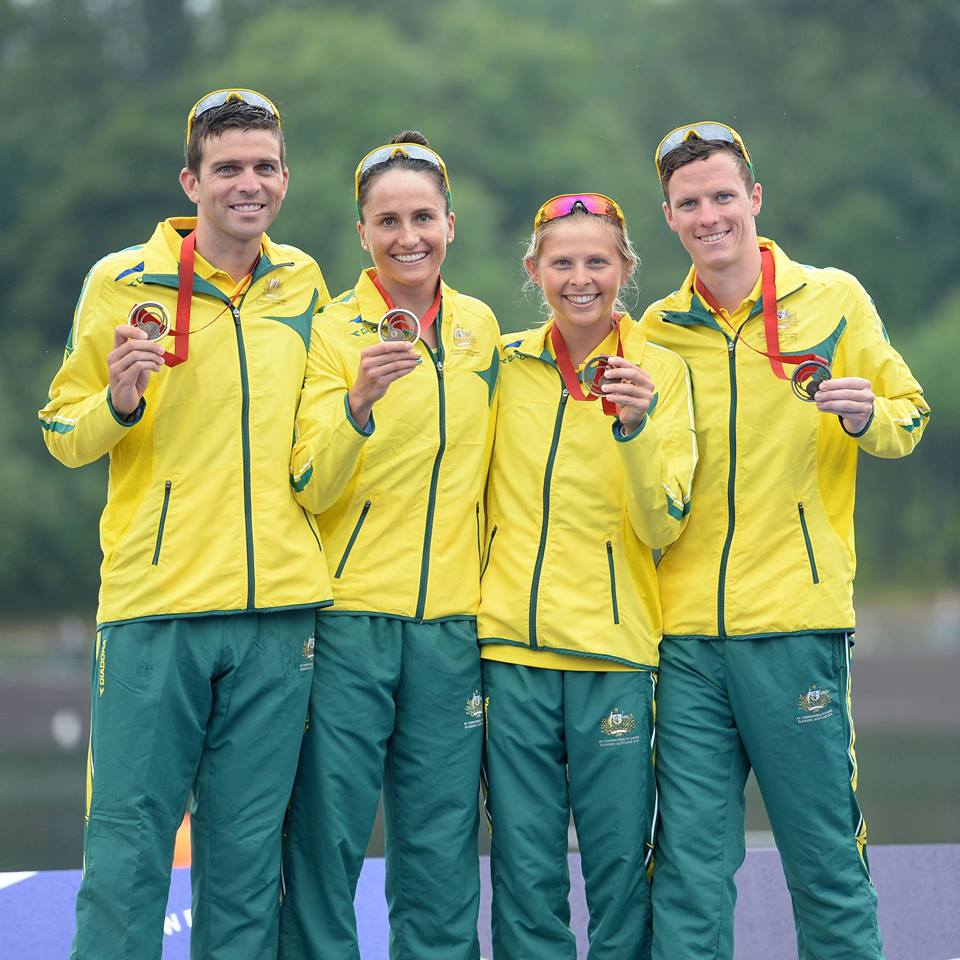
[452,323,480,357]
[776,307,799,343]
[256,277,285,304]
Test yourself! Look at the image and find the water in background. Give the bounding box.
[1,598,958,870]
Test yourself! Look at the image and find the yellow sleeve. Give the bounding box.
[839,281,929,458]
[38,261,142,467]
[290,313,372,514]
[613,346,697,548]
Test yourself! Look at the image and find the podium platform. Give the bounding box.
[2,846,958,958]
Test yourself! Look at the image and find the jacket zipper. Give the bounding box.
[151,480,172,566]
[606,540,620,624]
[797,502,821,584]
[415,315,447,620]
[716,335,738,637]
[528,385,569,647]
[232,305,256,609]
[481,526,498,578]
[335,499,371,579]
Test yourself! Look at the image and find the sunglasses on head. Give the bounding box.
[533,194,626,231]
[185,88,281,145]
[354,143,452,204]
[654,121,753,179]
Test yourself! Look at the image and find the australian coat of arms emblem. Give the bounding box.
[600,707,637,737]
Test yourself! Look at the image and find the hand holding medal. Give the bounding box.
[590,355,655,433]
[107,318,166,417]
[348,330,420,429]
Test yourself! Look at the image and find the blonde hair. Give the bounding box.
[522,209,640,317]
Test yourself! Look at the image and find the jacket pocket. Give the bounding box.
[606,540,620,624]
[797,502,820,584]
[151,481,172,566]
[480,525,498,578]
[475,502,482,563]
[335,500,371,579]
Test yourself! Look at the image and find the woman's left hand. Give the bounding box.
[600,356,655,434]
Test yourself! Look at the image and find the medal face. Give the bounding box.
[377,308,421,344]
[792,360,831,401]
[128,301,171,341]
[581,354,612,397]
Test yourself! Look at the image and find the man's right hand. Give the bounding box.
[348,341,420,428]
[108,325,165,417]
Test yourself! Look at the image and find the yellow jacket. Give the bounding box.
[477,316,697,670]
[642,238,929,639]
[291,269,501,621]
[39,217,333,627]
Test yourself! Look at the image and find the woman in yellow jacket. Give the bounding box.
[478,194,697,959]
[278,132,500,960]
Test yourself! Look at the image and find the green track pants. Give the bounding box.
[651,632,884,960]
[278,614,483,960]
[70,609,316,960]
[482,660,657,959]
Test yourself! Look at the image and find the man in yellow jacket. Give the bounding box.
[38,89,332,960]
[642,122,929,960]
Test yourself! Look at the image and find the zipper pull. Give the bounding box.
[437,360,444,379]
[561,388,569,398]
[727,339,735,353]
[232,306,241,323]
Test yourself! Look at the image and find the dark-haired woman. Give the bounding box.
[278,132,500,960]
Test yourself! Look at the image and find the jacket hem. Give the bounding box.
[662,626,856,642]
[479,636,657,671]
[97,598,334,630]
[318,609,477,624]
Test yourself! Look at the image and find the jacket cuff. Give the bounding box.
[612,416,647,442]
[344,392,375,437]
[107,391,145,427]
[840,408,874,438]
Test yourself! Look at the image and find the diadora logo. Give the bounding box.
[300,634,315,671]
[796,683,834,724]
[464,689,483,729]
[599,706,639,747]
[98,636,107,697]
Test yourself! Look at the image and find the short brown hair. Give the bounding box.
[184,101,284,176]
[660,138,754,200]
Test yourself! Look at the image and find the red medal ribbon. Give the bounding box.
[165,230,195,367]
[370,272,442,331]
[549,320,624,417]
[695,245,826,377]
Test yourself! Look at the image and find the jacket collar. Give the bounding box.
[662,237,806,329]
[511,313,644,365]
[353,267,457,328]
[140,217,290,299]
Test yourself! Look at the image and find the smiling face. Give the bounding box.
[179,127,288,251]
[526,216,632,347]
[662,150,762,277]
[357,168,454,304]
